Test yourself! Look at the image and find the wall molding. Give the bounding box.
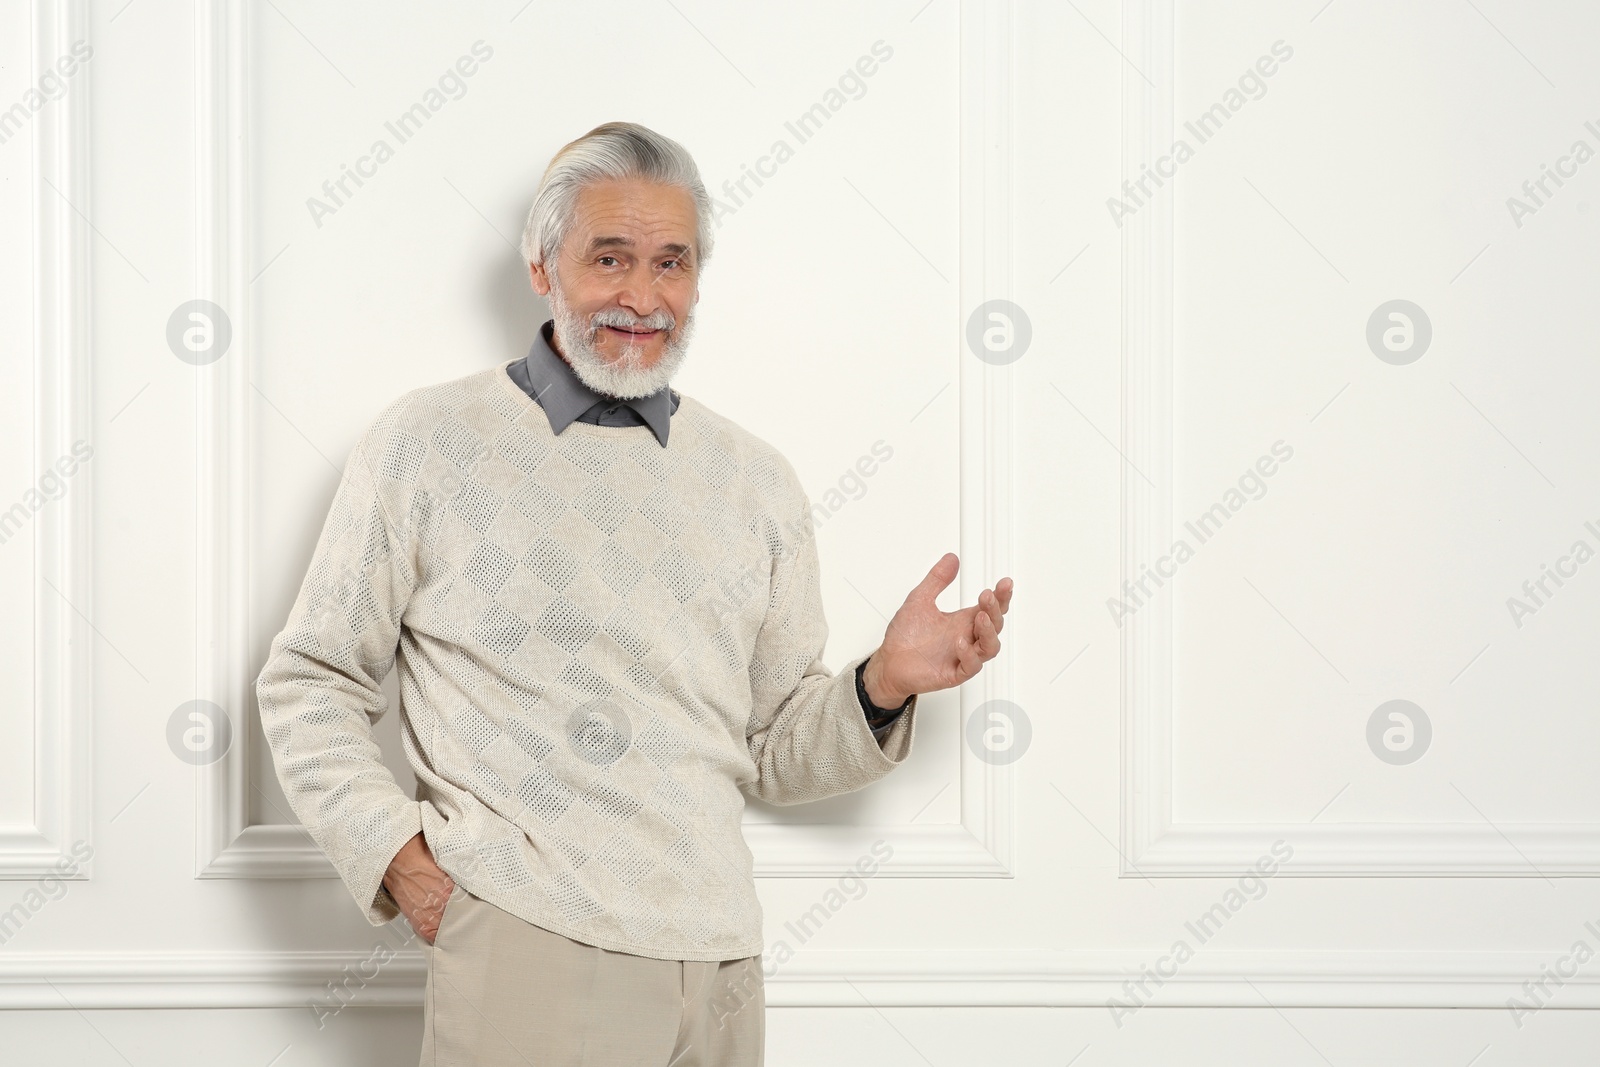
[0,947,1582,1009]
[1115,0,1600,876]
[193,0,274,878]
[1,0,95,880]
[195,0,1016,880]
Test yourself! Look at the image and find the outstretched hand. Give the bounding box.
[861,553,1013,707]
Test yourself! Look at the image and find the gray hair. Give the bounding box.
[519,121,714,273]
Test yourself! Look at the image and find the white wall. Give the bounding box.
[5,0,1600,1063]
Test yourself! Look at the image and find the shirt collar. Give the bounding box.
[519,319,675,447]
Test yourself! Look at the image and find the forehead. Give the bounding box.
[567,178,697,255]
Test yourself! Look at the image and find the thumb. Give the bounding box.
[908,552,959,604]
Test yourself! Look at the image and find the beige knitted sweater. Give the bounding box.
[255,361,917,962]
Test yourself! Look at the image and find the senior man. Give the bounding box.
[257,121,1013,1066]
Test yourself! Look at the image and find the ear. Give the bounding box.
[528,261,551,297]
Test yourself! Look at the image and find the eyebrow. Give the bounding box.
[584,235,692,258]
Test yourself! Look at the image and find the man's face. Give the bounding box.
[529,178,701,399]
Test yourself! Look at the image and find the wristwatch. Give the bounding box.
[856,656,912,727]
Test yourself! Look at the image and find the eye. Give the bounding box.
[660,259,680,271]
[597,255,619,267]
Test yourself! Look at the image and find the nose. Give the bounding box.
[616,263,662,321]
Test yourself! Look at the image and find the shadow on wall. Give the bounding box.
[480,237,550,365]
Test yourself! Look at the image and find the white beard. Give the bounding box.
[547,280,694,400]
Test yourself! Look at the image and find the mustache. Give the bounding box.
[588,307,675,333]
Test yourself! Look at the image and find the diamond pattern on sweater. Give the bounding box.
[592,539,645,597]
[689,438,738,490]
[533,596,598,656]
[522,534,580,593]
[550,869,606,927]
[451,702,503,758]
[637,483,690,539]
[599,603,652,661]
[575,480,630,534]
[464,540,518,595]
[470,760,512,800]
[469,599,529,658]
[597,829,656,888]
[378,430,427,482]
[515,767,574,823]
[491,420,550,472]
[650,542,709,604]
[449,478,502,535]
[509,479,567,530]
[555,657,614,701]
[562,433,621,479]
[613,896,670,944]
[478,837,536,892]
[430,417,483,470]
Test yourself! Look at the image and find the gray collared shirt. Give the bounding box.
[507,318,678,447]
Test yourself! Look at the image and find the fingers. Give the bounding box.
[420,881,454,944]
[957,648,982,679]
[951,607,1000,678]
[981,580,1013,621]
[977,587,1006,636]
[910,552,960,603]
[951,628,980,678]
[973,600,1001,658]
[972,588,1011,639]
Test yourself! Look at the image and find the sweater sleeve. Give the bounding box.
[255,433,424,925]
[742,502,916,806]
[857,657,910,740]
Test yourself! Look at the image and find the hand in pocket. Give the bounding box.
[382,832,457,945]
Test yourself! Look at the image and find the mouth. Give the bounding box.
[602,325,661,342]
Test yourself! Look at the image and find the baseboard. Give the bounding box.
[0,949,1584,1011]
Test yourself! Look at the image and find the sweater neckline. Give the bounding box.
[494,357,687,442]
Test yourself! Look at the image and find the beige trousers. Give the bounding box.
[419,883,765,1066]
